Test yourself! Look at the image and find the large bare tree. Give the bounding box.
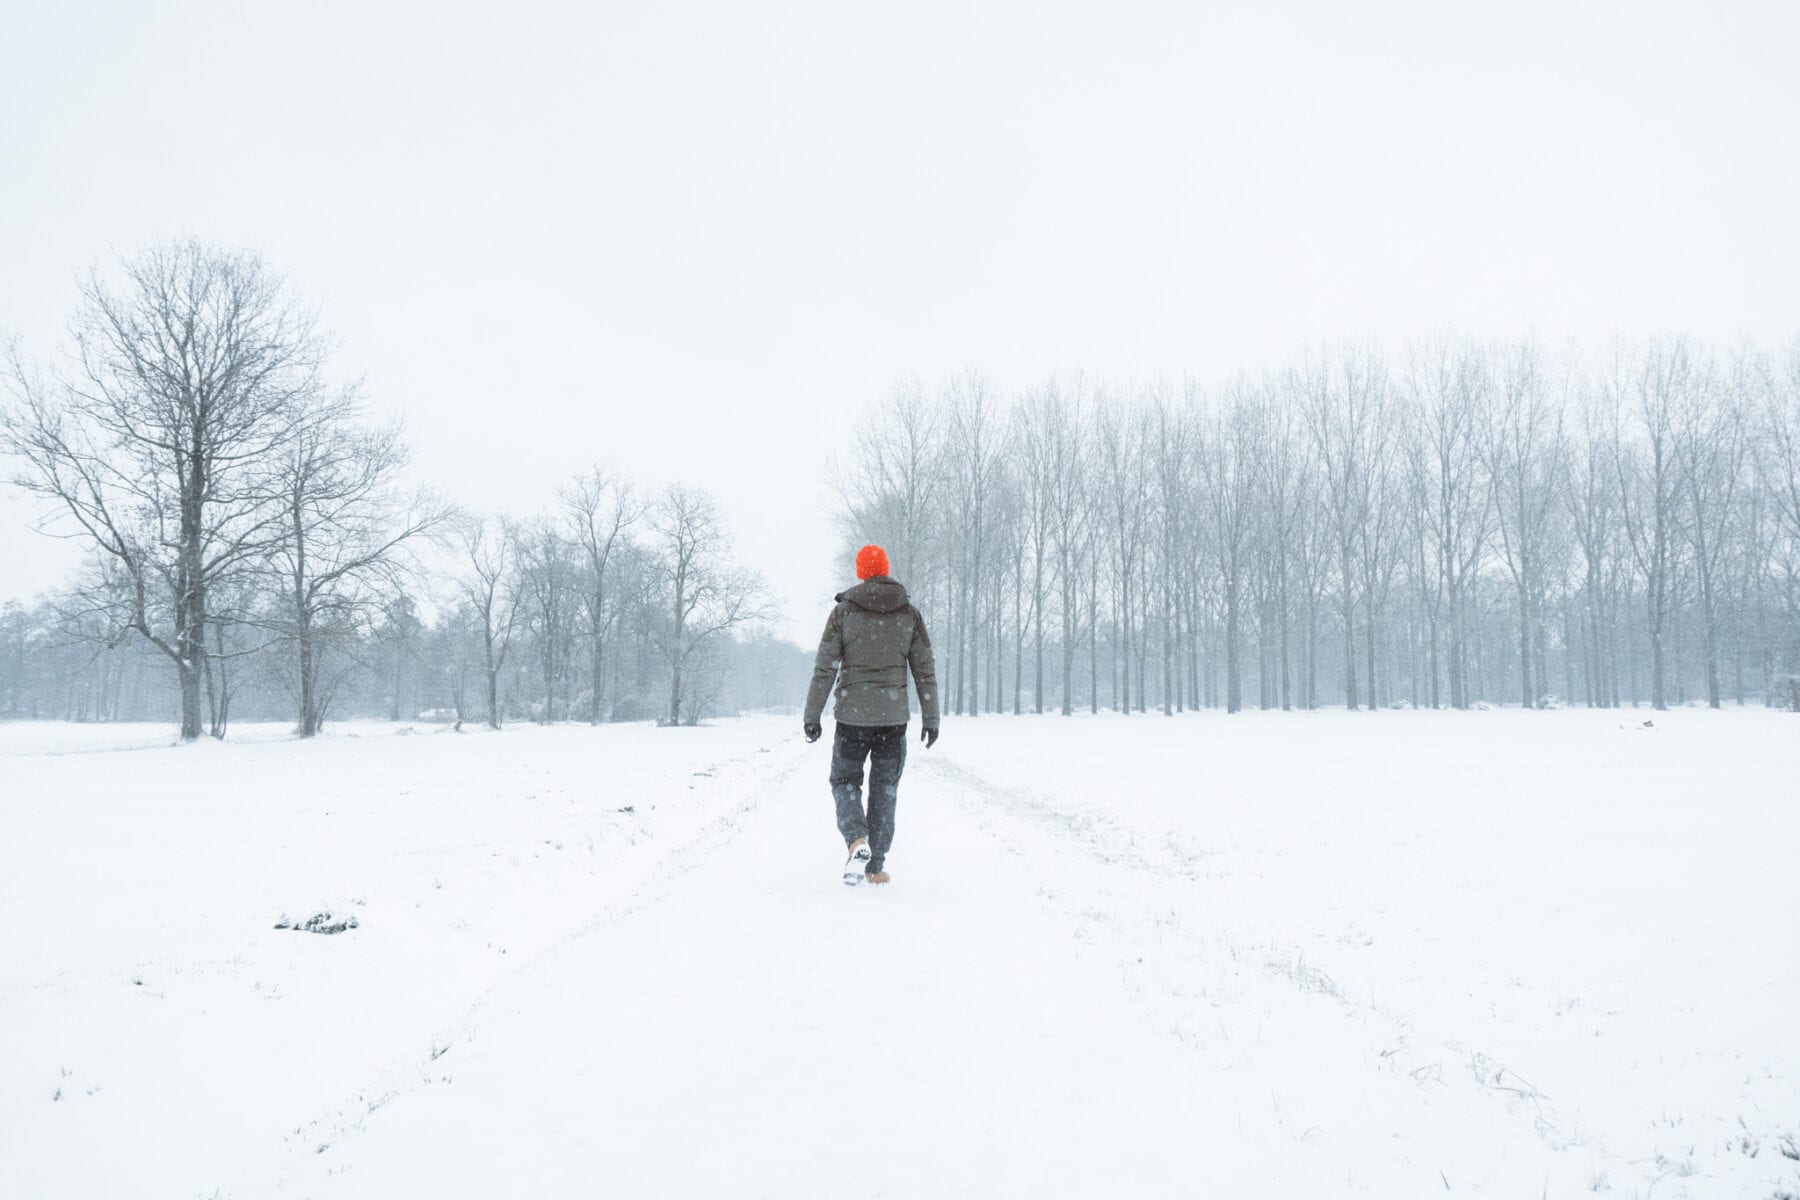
[2,240,328,739]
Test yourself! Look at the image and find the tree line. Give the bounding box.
[1,240,793,738]
[831,337,1800,718]
[8,240,1797,735]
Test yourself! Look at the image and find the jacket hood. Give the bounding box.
[836,576,910,614]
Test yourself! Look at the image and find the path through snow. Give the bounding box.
[257,732,1687,1199]
[262,753,1271,1197]
[5,713,1795,1199]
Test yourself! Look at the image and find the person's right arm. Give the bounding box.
[803,605,844,733]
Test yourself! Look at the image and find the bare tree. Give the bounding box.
[1402,335,1494,708]
[1763,338,1800,709]
[561,465,640,723]
[650,484,771,725]
[1767,337,1800,547]
[1095,393,1152,712]
[2,240,327,739]
[1300,343,1389,710]
[1486,337,1567,708]
[1200,379,1260,712]
[1613,336,1695,710]
[269,405,448,735]
[830,376,942,588]
[1566,384,1626,707]
[457,514,520,729]
[375,594,426,721]
[198,574,261,738]
[1673,348,1748,708]
[1150,385,1195,714]
[1353,364,1404,711]
[1245,375,1305,710]
[1039,375,1093,715]
[942,369,1003,716]
[1012,382,1062,712]
[517,516,579,723]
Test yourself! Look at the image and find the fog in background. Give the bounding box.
[4,0,1798,643]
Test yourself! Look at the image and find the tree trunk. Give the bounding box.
[1012,565,1024,715]
[1088,584,1099,715]
[1278,567,1292,711]
[1225,580,1241,714]
[1118,578,1131,715]
[1364,598,1380,712]
[485,625,502,729]
[591,622,605,724]
[1166,575,1180,719]
[298,623,319,737]
[1033,558,1045,714]
[589,582,609,726]
[178,661,202,741]
[1649,603,1667,711]
[1060,561,1075,717]
[1700,583,1722,710]
[1519,592,1534,709]
[1304,597,1319,710]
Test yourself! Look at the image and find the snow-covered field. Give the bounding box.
[2,710,1795,1199]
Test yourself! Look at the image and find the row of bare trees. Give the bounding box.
[444,477,776,730]
[2,240,783,737]
[833,336,1800,717]
[8,240,1796,733]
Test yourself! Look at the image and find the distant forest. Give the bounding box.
[829,341,1800,718]
[5,241,1799,735]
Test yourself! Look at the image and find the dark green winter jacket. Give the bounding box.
[803,576,940,729]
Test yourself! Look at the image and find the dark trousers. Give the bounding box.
[829,722,907,871]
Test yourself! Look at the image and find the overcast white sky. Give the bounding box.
[3,0,1797,643]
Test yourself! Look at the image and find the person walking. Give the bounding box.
[803,544,940,886]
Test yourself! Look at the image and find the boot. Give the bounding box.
[843,838,872,886]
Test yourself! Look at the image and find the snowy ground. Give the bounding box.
[2,710,1796,1199]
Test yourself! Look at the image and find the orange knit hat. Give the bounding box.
[855,544,890,580]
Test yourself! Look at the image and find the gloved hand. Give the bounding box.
[804,722,822,743]
[921,726,938,749]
